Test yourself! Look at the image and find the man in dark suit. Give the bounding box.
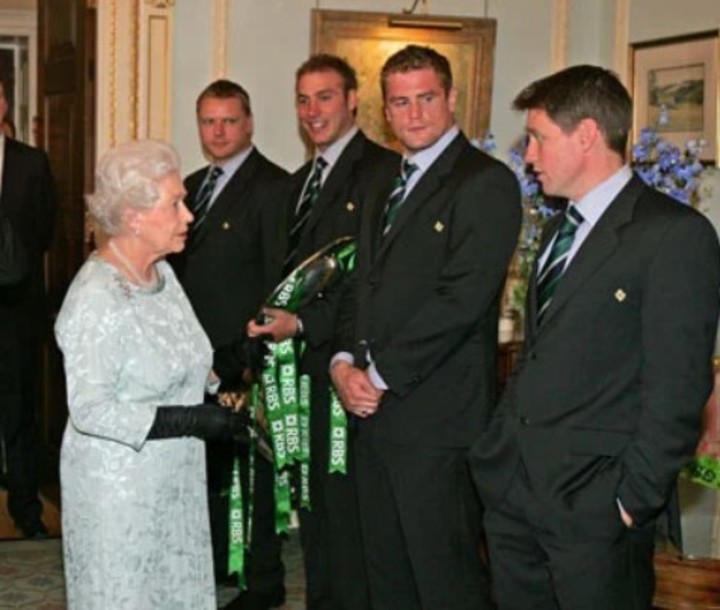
[248,54,398,610]
[469,65,720,610]
[168,79,288,610]
[0,76,56,538]
[330,45,521,610]
[0,212,28,285]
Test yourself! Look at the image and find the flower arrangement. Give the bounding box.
[631,107,705,205]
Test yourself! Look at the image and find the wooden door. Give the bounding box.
[37,0,95,494]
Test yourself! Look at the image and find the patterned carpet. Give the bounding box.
[0,538,65,609]
[0,533,305,609]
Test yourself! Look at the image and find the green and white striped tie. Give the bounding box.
[382,159,418,235]
[536,205,584,322]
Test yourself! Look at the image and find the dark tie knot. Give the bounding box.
[401,159,418,181]
[565,205,584,227]
[557,205,583,238]
[315,156,328,172]
[209,165,223,181]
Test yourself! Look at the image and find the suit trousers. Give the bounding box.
[483,462,655,610]
[0,334,43,528]
[355,431,492,610]
[298,382,370,610]
[207,438,284,600]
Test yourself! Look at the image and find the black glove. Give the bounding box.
[147,404,251,442]
[213,336,268,387]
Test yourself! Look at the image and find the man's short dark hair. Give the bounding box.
[196,79,252,115]
[513,65,632,156]
[380,45,453,99]
[295,54,358,95]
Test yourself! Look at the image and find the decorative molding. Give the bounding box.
[108,0,117,148]
[142,11,173,140]
[130,0,140,140]
[96,0,175,155]
[212,0,229,79]
[613,0,631,86]
[550,0,569,71]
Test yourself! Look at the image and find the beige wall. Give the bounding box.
[170,0,718,174]
[171,0,559,174]
[629,0,720,42]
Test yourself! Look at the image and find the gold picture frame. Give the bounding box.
[311,9,496,150]
[630,30,719,162]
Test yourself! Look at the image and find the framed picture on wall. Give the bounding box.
[311,9,496,151]
[630,30,719,162]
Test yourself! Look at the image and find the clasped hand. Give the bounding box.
[331,361,383,418]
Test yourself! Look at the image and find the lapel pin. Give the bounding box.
[346,201,355,212]
[614,289,626,302]
[434,221,445,233]
[222,221,230,230]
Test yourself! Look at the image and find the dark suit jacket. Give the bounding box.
[169,147,288,347]
[469,174,720,538]
[264,130,399,376]
[336,132,521,448]
[0,213,28,285]
[0,137,55,336]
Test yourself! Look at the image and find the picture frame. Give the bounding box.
[630,30,719,162]
[311,9,496,150]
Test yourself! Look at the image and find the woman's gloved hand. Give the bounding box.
[147,403,251,442]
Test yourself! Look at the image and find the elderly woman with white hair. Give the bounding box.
[55,139,250,609]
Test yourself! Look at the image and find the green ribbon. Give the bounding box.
[299,374,312,508]
[226,386,261,588]
[328,389,348,474]
[274,469,292,534]
[325,243,356,476]
[277,340,301,462]
[256,240,358,532]
[227,456,245,587]
[683,455,720,490]
[261,345,288,468]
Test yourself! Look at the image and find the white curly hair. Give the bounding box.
[87,139,181,235]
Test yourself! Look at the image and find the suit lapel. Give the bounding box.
[299,131,366,246]
[375,133,467,262]
[538,175,643,328]
[189,150,260,249]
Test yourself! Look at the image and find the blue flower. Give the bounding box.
[631,121,705,205]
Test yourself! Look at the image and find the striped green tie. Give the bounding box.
[382,159,418,235]
[536,205,584,322]
[191,165,223,231]
[284,157,327,273]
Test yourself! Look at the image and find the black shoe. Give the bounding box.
[17,519,49,539]
[222,589,286,610]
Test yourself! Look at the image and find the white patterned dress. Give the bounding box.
[55,255,216,610]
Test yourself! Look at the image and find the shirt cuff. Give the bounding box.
[330,352,354,373]
[367,363,388,390]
